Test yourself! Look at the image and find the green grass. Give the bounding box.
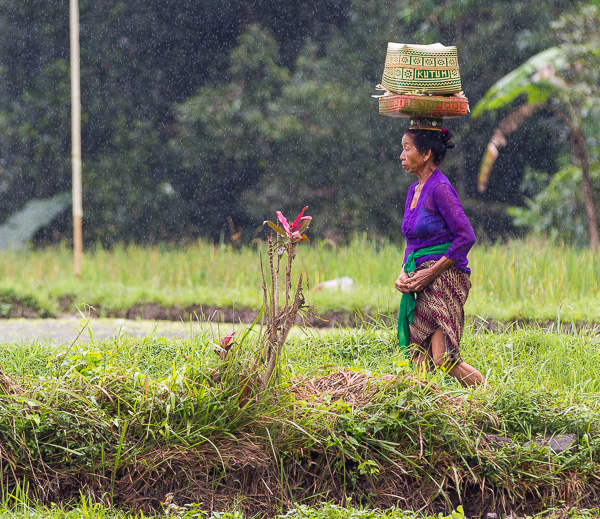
[5,318,599,403]
[0,320,599,515]
[0,236,598,515]
[0,237,597,322]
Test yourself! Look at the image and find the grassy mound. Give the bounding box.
[0,325,599,516]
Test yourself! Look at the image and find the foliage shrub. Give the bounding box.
[509,161,600,244]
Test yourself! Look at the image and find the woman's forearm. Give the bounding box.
[428,256,457,277]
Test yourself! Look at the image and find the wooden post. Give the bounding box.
[70,0,83,276]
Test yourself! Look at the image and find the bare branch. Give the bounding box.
[268,234,276,324]
[262,274,305,389]
[283,242,293,316]
[275,240,280,327]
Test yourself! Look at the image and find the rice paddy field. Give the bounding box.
[0,236,597,324]
[0,238,598,518]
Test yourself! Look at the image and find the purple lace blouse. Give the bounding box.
[401,169,476,273]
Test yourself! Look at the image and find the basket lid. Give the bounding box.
[386,42,457,53]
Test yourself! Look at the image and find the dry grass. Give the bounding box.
[290,368,397,407]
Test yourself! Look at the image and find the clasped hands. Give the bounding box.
[395,268,435,294]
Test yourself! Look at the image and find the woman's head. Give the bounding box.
[403,128,455,166]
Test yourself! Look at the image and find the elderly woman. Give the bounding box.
[395,119,484,387]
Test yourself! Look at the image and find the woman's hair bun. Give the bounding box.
[406,126,455,164]
[441,128,455,149]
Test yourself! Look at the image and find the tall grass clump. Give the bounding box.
[468,237,600,322]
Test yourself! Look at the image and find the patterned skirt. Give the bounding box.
[408,261,471,365]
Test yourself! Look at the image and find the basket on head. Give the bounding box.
[378,93,469,119]
[381,43,462,95]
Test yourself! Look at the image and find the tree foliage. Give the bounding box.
[509,162,600,244]
[0,0,591,244]
[473,3,600,247]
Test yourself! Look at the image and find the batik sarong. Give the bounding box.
[408,261,471,365]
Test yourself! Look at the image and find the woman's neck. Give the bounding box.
[415,163,436,186]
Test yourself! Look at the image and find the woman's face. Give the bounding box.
[400,133,430,175]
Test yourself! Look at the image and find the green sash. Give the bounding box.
[397,242,452,359]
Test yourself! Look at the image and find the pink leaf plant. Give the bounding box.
[214,331,236,359]
[264,207,311,244]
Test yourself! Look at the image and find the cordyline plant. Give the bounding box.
[259,207,311,389]
[214,332,236,359]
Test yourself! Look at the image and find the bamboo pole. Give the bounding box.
[70,0,83,276]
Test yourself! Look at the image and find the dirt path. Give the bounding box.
[0,315,594,344]
[0,317,323,343]
[0,317,202,343]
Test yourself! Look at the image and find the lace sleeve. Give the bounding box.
[431,182,476,261]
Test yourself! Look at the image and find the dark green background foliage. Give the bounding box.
[0,0,593,244]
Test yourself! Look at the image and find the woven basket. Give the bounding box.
[378,94,469,119]
[381,43,462,95]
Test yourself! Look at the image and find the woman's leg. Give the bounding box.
[429,329,485,387]
[412,343,431,375]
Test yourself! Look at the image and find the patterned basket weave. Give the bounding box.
[378,94,469,118]
[381,43,462,95]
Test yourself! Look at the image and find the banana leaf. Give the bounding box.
[473,47,567,117]
[0,192,70,250]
